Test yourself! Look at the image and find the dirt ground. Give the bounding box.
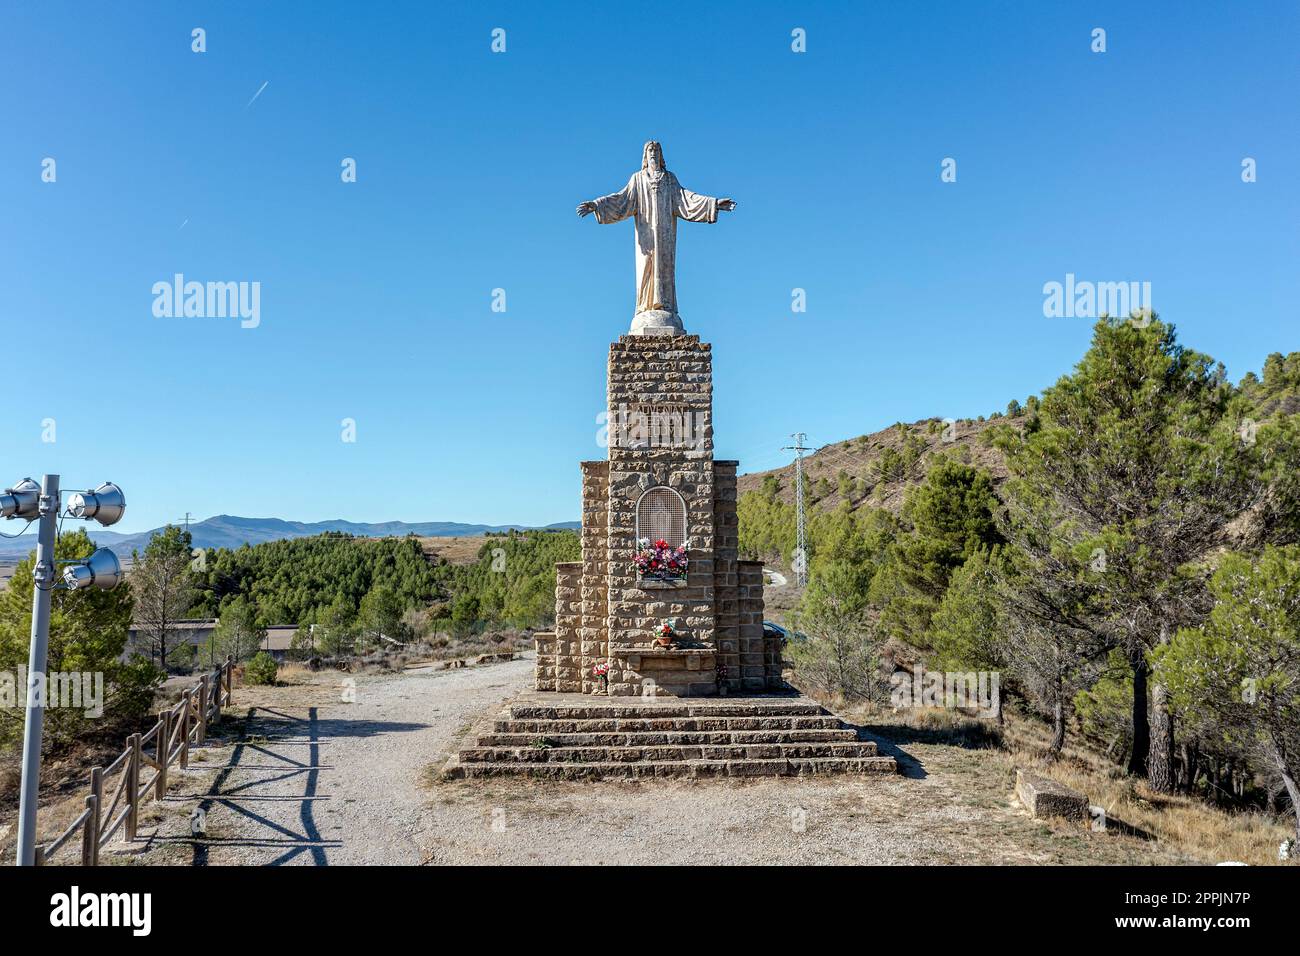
[33,656,1257,866]
[414,535,490,566]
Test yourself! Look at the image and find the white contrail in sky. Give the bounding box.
[246,81,269,108]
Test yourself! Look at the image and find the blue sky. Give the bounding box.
[2,1,1296,533]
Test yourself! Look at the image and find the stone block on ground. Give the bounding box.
[1016,768,1088,821]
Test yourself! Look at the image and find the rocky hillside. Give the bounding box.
[738,350,1299,520]
[737,414,1013,516]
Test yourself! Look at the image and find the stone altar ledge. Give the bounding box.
[507,687,816,715]
[615,646,715,671]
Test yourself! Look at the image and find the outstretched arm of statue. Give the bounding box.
[675,187,735,224]
[579,179,637,224]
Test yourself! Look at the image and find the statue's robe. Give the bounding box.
[592,169,718,316]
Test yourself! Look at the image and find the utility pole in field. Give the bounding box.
[782,433,811,586]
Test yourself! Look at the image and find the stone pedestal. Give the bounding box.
[629,308,685,337]
[535,332,779,697]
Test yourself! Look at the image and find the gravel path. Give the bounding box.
[139,659,533,866]
[133,658,1185,866]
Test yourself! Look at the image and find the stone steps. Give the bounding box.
[452,755,898,780]
[479,728,860,747]
[448,695,898,781]
[508,701,823,720]
[494,715,846,734]
[461,741,877,763]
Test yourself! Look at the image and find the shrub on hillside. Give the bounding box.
[110,656,168,728]
[244,652,278,686]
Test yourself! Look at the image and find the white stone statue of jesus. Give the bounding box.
[578,141,736,336]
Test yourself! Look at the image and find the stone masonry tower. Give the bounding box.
[534,141,781,696]
[533,332,783,697]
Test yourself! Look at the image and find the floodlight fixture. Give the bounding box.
[1,478,41,520]
[66,482,126,527]
[62,548,123,591]
[16,473,129,865]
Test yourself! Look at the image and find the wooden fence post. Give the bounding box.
[180,691,191,770]
[86,765,103,865]
[198,675,209,745]
[21,662,257,867]
[90,764,103,801]
[82,793,99,866]
[125,734,141,842]
[90,764,103,828]
[156,710,170,799]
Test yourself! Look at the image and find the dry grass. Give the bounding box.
[845,701,1295,866]
[424,630,532,661]
[271,662,319,684]
[413,535,490,566]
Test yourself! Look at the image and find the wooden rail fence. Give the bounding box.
[32,655,236,866]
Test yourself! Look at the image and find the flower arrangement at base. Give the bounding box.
[591,659,611,692]
[634,537,689,582]
[655,619,679,648]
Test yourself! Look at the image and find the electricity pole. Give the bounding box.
[782,433,811,586]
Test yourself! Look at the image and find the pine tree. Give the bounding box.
[995,316,1262,789]
[358,584,409,649]
[130,524,197,669]
[209,595,266,663]
[1154,546,1300,840]
[927,549,1006,722]
[0,530,149,746]
[874,458,1003,649]
[314,596,357,657]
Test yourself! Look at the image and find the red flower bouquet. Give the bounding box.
[591,659,612,692]
[634,537,689,582]
[655,619,679,648]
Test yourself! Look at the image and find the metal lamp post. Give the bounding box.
[4,474,126,866]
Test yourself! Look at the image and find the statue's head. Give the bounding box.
[641,140,665,172]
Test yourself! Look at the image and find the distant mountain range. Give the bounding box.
[0,514,580,558]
